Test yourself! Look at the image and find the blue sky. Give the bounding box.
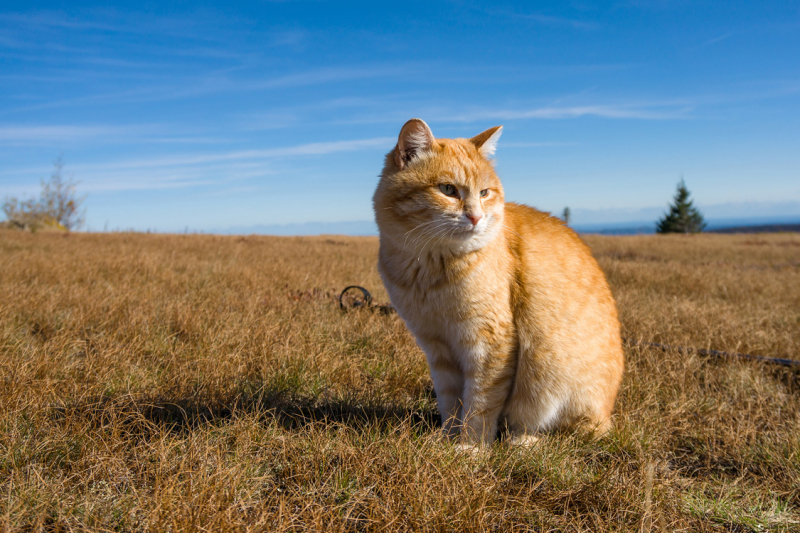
[1,1,799,232]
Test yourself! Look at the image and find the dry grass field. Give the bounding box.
[1,229,799,532]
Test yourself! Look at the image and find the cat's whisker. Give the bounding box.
[402,221,429,249]
[417,224,446,261]
[403,219,441,249]
[408,221,449,252]
[416,230,442,260]
[422,221,452,251]
[432,223,459,251]
[404,219,437,237]
[405,223,438,250]
[418,221,460,260]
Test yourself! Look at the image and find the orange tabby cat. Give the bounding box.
[373,119,624,446]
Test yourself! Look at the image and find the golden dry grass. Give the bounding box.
[1,229,799,532]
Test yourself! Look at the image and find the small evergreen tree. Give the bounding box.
[562,206,571,226]
[656,178,706,234]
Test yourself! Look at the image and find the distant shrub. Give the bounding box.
[656,178,706,234]
[2,157,85,232]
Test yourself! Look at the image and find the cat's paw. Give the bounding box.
[454,443,488,456]
[509,434,541,448]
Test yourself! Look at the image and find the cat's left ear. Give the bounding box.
[470,126,503,158]
[395,118,437,170]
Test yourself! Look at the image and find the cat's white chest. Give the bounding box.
[381,253,511,373]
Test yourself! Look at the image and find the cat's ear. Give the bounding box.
[395,118,436,169]
[470,126,503,158]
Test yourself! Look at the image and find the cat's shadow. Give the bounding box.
[53,385,442,436]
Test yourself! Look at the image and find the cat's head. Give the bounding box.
[373,118,505,254]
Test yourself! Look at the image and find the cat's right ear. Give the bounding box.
[394,118,436,170]
[470,125,503,158]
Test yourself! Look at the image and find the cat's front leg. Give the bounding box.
[460,361,515,446]
[418,338,464,437]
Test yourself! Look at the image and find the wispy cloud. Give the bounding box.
[0,125,134,144]
[618,0,695,11]
[704,33,733,46]
[501,141,578,148]
[325,96,698,127]
[0,9,230,40]
[236,93,417,131]
[81,137,395,172]
[0,8,301,89]
[488,8,600,30]
[0,136,394,193]
[1,63,410,115]
[73,137,393,191]
[249,66,408,90]
[0,11,131,32]
[439,104,689,121]
[0,124,234,146]
[0,160,261,195]
[517,12,600,30]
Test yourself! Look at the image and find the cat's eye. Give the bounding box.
[480,189,489,198]
[439,184,458,197]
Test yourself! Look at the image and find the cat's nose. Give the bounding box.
[466,213,484,226]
